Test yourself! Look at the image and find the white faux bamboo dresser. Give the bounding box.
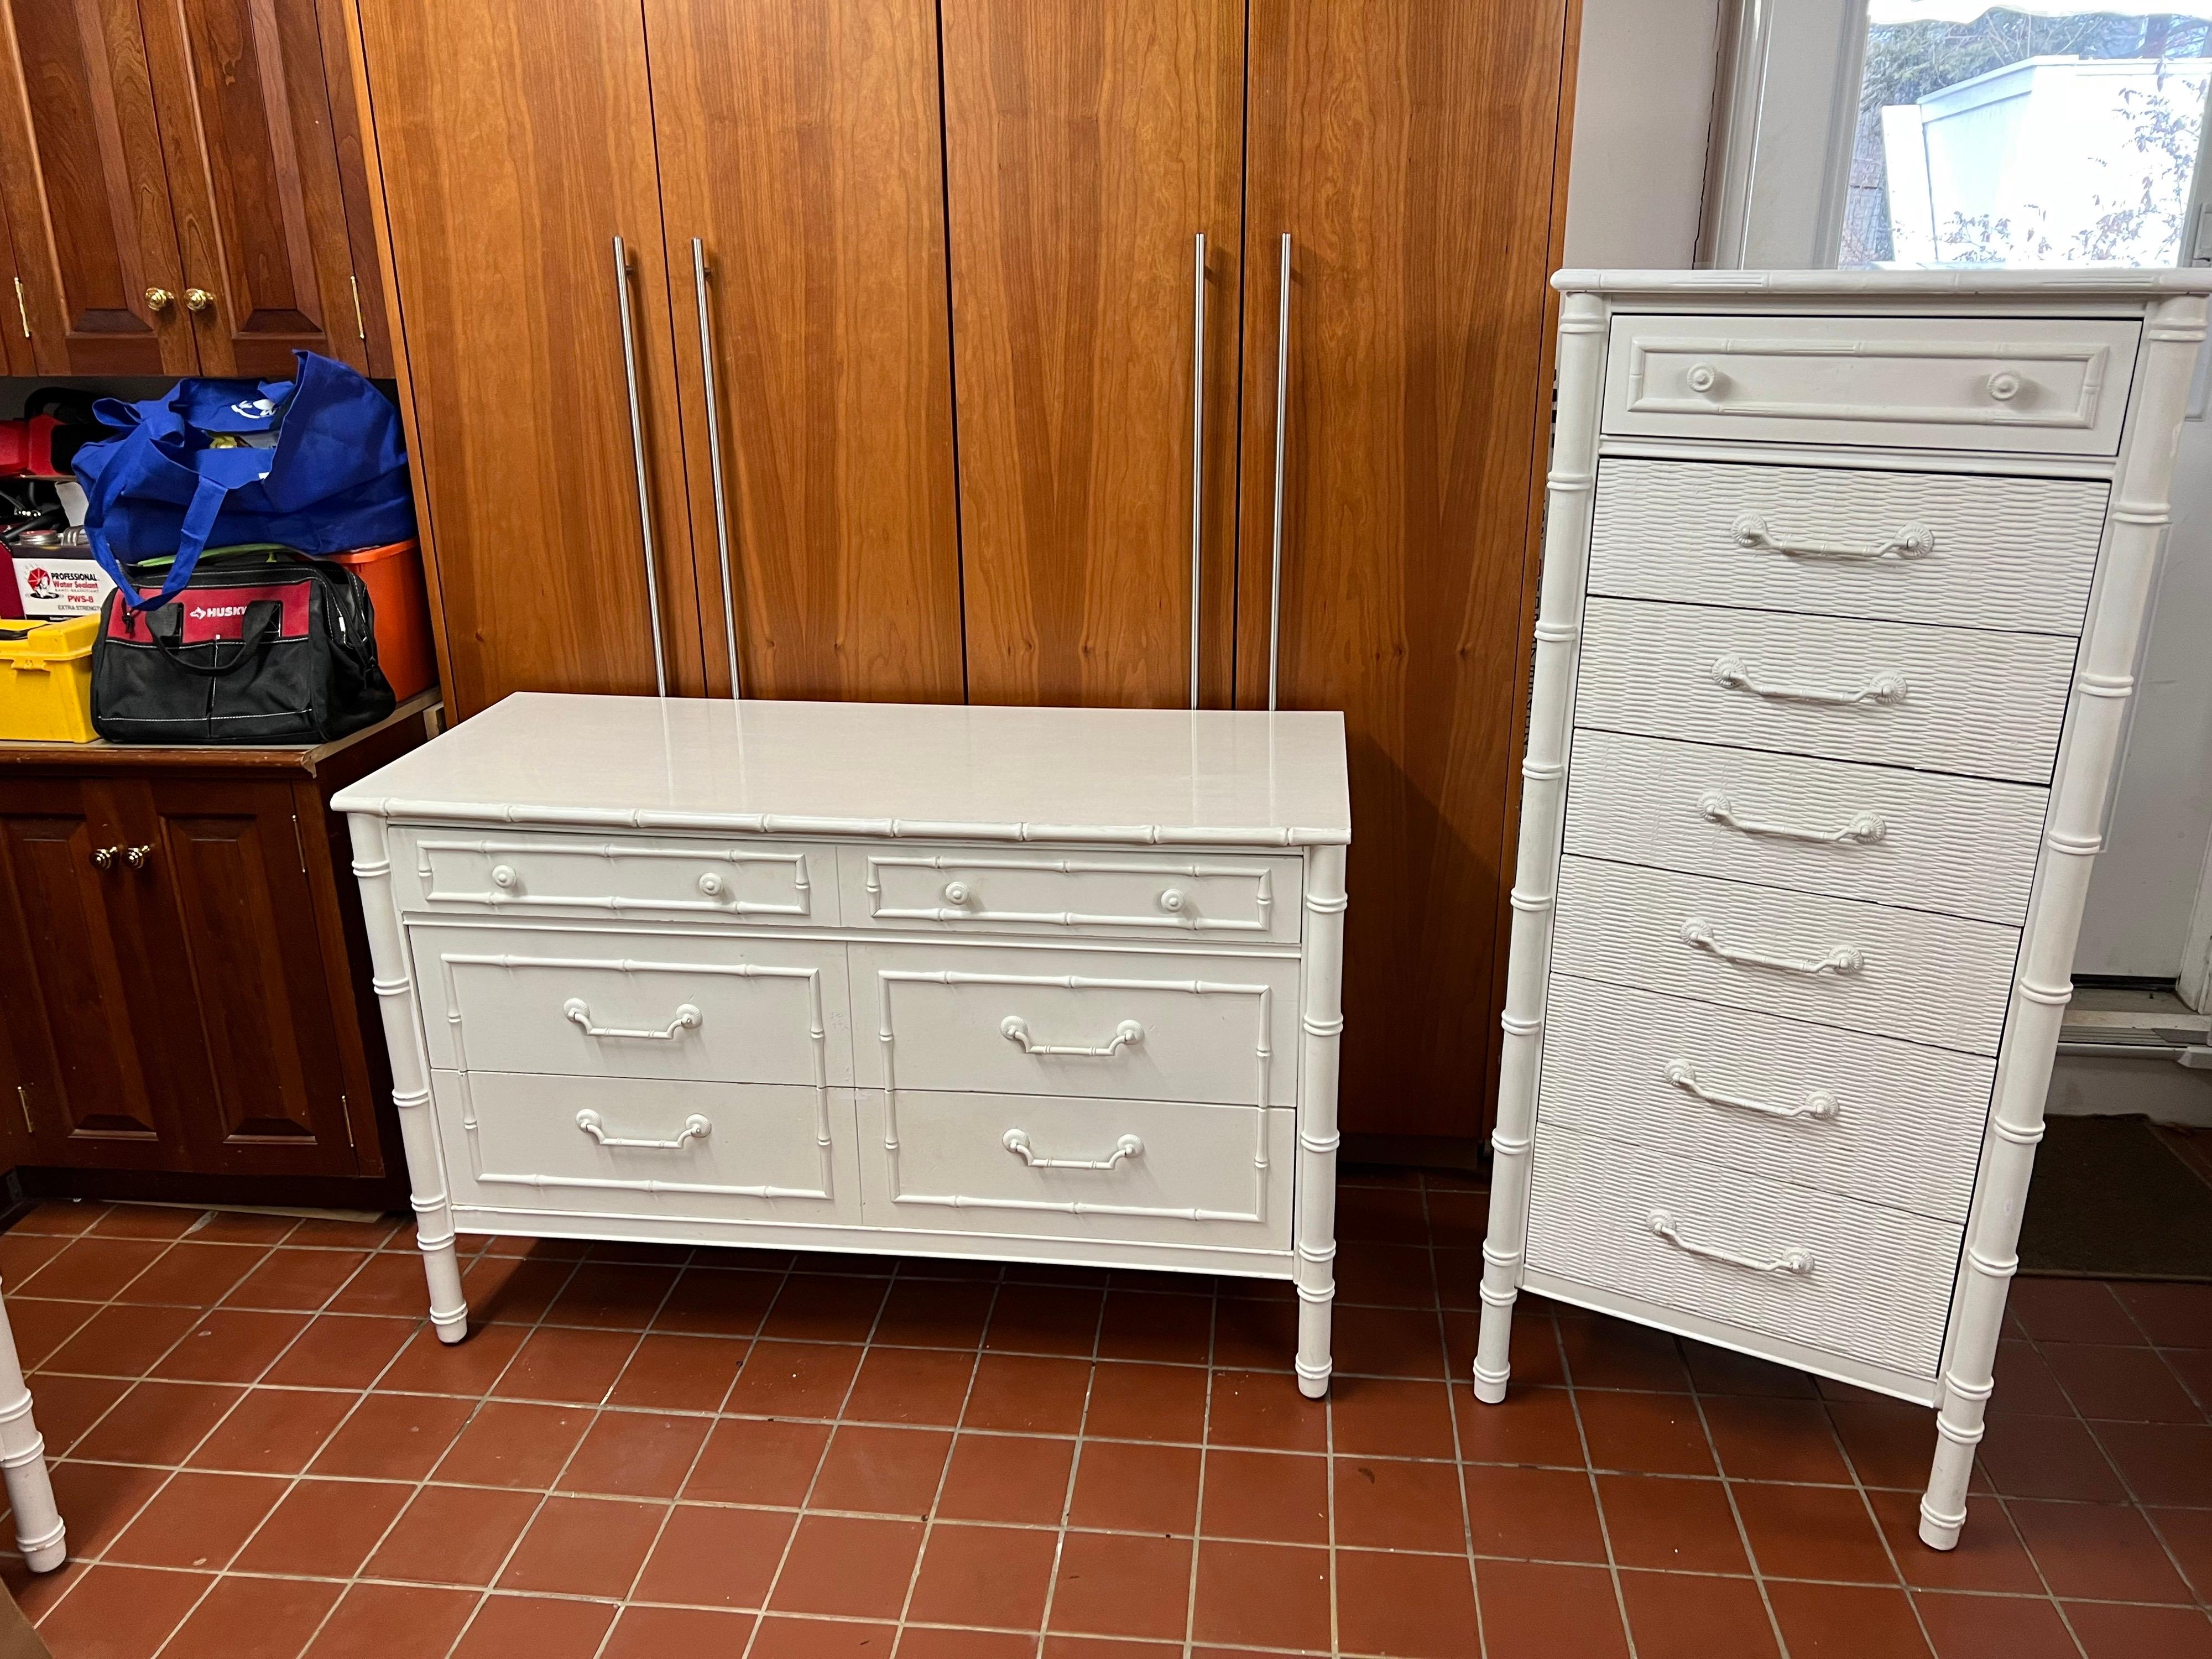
[337,694,1351,1392]
[1477,268,2211,1548]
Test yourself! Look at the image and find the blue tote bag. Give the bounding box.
[72,351,415,613]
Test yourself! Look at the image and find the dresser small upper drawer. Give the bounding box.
[1551,855,2020,1056]
[1563,731,2049,927]
[1601,312,2140,455]
[1575,598,2078,785]
[393,828,832,926]
[1589,458,2107,636]
[841,846,1301,945]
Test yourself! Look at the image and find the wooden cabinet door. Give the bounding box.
[355,0,704,715]
[0,184,34,377]
[648,0,964,703]
[0,0,197,373]
[128,778,359,1175]
[137,0,374,375]
[0,780,185,1167]
[1238,0,1574,1141]
[942,0,1244,708]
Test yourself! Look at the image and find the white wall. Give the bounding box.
[1562,0,1723,268]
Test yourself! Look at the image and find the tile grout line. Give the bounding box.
[1029,1277,1109,1655]
[1682,1359,1794,1659]
[2087,1286,2211,1618]
[1177,1272,1220,1659]
[1423,1172,1487,1659]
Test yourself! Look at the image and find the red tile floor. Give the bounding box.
[0,1170,2204,1658]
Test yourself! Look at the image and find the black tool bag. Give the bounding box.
[91,550,395,744]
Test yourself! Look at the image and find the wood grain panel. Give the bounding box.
[138,0,369,374]
[354,0,702,714]
[1236,0,1575,1139]
[0,185,32,377]
[309,0,389,375]
[649,0,964,703]
[0,0,195,373]
[943,0,1244,708]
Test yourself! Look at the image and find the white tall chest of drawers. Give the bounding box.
[337,695,1352,1393]
[1475,269,2211,1548]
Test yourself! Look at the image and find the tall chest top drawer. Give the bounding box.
[1589,458,2108,636]
[390,828,833,926]
[1601,312,2140,455]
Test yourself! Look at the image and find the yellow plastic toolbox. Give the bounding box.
[0,612,100,742]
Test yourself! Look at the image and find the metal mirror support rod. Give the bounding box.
[613,235,667,698]
[692,238,742,700]
[1269,232,1291,712]
[1190,231,1206,712]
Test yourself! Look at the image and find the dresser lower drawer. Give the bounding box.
[433,1071,864,1224]
[1526,1120,1961,1380]
[1552,855,2019,1055]
[860,1089,1293,1253]
[1575,597,2078,785]
[1562,729,2049,927]
[1539,977,1992,1220]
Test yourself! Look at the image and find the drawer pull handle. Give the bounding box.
[1650,1207,1814,1275]
[576,1109,712,1150]
[1698,790,1886,846]
[1679,916,1864,978]
[1987,369,2023,401]
[943,880,972,905]
[1003,1128,1145,1171]
[1731,512,1933,564]
[697,872,726,898]
[490,863,518,890]
[1000,1015,1144,1057]
[1712,654,1907,708]
[1159,887,1186,913]
[564,998,702,1041]
[1666,1060,1839,1121]
[1685,361,1721,394]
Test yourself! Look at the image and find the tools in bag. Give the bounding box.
[90,549,396,744]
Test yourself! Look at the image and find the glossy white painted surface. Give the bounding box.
[347,698,1349,1393]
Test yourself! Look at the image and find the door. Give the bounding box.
[649,0,965,703]
[354,0,703,716]
[136,0,373,375]
[131,778,359,1174]
[0,185,33,377]
[1238,0,1575,1140]
[941,0,1244,708]
[0,0,197,373]
[0,780,185,1168]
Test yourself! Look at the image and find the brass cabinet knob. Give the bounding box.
[90,846,117,871]
[144,287,174,311]
[184,288,215,314]
[123,844,153,871]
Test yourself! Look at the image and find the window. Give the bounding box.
[1841,3,2212,269]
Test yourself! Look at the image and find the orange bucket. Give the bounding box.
[331,539,436,701]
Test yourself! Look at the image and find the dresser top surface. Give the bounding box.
[333,693,1352,846]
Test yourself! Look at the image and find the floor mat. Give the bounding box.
[2018,1114,2212,1280]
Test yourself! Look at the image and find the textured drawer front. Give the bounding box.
[1563,731,2049,926]
[1589,458,2107,635]
[1575,597,2077,784]
[861,1089,1292,1250]
[841,845,1301,944]
[1526,1120,1961,1379]
[434,1071,862,1220]
[1540,977,1992,1220]
[395,828,831,925]
[413,925,851,1087]
[1601,312,2139,455]
[1552,855,2019,1055]
[852,942,1298,1108]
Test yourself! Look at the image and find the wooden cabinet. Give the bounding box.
[0,0,385,377]
[0,700,433,1183]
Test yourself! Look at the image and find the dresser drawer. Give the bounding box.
[852,942,1299,1108]
[1526,1120,1961,1380]
[860,1089,1293,1252]
[1575,597,2078,784]
[841,844,1301,945]
[393,828,833,925]
[1539,978,1992,1220]
[434,1071,863,1223]
[1552,855,2019,1055]
[1601,312,2139,455]
[1563,731,2049,926]
[411,925,851,1087]
[1588,457,2106,635]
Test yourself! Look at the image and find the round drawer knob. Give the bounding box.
[489,864,518,890]
[1159,888,1186,913]
[943,880,972,905]
[698,871,726,897]
[1685,361,1721,394]
[1987,370,2023,402]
